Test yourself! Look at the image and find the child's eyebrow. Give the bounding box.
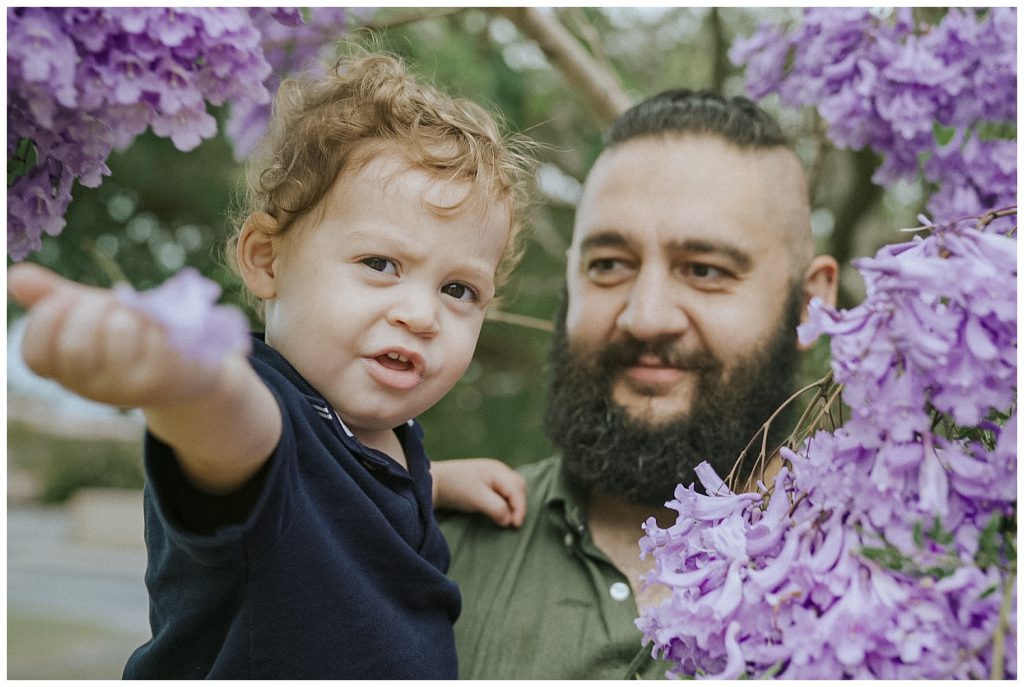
[460,264,496,289]
[347,230,418,255]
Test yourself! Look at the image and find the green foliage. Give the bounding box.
[858,517,964,581]
[977,121,1017,141]
[932,122,957,147]
[8,138,37,185]
[975,511,1017,572]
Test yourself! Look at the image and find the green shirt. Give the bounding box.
[439,456,669,679]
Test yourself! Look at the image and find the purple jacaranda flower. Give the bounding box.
[114,268,251,366]
[7,161,71,260]
[701,621,744,680]
[191,6,251,39]
[642,201,1015,678]
[260,7,305,28]
[151,106,218,152]
[731,6,1016,231]
[8,6,288,260]
[875,89,939,141]
[147,9,199,47]
[224,7,350,161]
[885,35,965,91]
[7,9,78,108]
[727,21,788,100]
[63,8,115,53]
[110,7,150,34]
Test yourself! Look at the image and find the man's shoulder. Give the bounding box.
[516,453,562,485]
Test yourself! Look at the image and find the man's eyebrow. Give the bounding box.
[669,238,753,272]
[578,231,632,253]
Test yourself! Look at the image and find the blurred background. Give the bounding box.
[8,7,929,678]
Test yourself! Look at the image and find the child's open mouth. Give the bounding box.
[366,349,424,391]
[376,352,413,372]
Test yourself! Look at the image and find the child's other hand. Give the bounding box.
[8,263,221,408]
[432,458,527,528]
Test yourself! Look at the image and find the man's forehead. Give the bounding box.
[574,134,810,252]
[593,133,805,182]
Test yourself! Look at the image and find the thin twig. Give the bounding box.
[724,372,835,491]
[990,571,1015,680]
[485,308,554,332]
[82,241,129,286]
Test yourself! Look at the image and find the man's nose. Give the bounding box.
[386,288,440,337]
[615,266,690,341]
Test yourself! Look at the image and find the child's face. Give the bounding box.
[263,151,510,440]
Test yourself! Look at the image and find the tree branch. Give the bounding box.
[494,7,633,128]
[708,8,729,92]
[359,7,466,32]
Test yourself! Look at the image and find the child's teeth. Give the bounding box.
[386,352,410,363]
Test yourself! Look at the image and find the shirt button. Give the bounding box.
[609,582,631,601]
[563,532,574,548]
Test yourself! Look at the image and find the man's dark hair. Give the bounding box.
[603,88,788,149]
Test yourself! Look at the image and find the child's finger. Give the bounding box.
[52,290,115,381]
[491,473,527,528]
[474,489,515,528]
[7,262,80,308]
[18,290,78,379]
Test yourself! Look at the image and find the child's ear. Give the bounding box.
[797,255,839,351]
[237,212,280,300]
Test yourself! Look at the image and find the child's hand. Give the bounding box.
[8,263,222,408]
[431,458,527,528]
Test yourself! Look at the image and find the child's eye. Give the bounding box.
[362,257,398,274]
[441,282,477,302]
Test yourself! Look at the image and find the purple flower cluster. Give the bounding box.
[226,8,357,160]
[6,7,339,261]
[730,8,1016,227]
[114,267,251,366]
[636,214,1017,679]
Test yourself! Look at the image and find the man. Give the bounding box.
[440,89,839,679]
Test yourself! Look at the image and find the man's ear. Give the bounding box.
[237,212,281,300]
[798,255,839,351]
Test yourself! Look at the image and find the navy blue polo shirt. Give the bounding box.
[123,336,461,679]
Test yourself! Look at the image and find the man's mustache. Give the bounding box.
[596,336,722,373]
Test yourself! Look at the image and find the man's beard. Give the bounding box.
[543,287,804,508]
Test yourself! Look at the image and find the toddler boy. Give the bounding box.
[8,51,533,678]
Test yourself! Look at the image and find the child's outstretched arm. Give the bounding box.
[431,458,527,528]
[8,263,281,495]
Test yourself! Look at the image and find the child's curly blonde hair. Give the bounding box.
[227,49,535,319]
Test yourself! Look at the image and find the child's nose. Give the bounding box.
[386,289,440,337]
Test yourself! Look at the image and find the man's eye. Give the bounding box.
[586,258,629,277]
[442,282,477,302]
[362,257,398,274]
[689,263,726,279]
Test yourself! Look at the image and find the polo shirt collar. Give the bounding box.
[543,459,589,536]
